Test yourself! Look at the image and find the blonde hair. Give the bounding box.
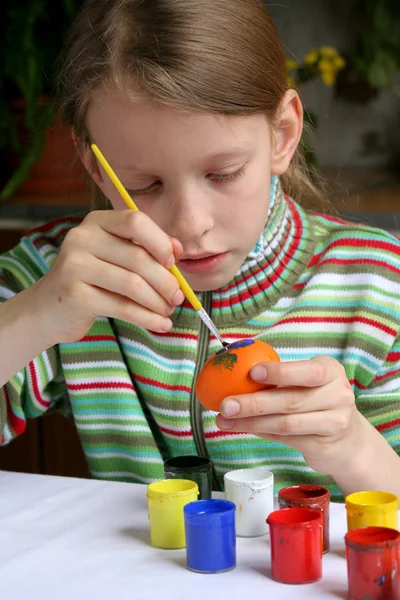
[59,0,323,208]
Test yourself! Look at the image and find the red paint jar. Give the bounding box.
[266,507,323,584]
[345,526,400,600]
[278,484,331,553]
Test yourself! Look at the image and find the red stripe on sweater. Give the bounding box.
[205,429,249,438]
[319,257,400,276]
[6,405,26,437]
[376,418,400,432]
[159,332,198,341]
[325,237,400,256]
[387,352,400,363]
[159,426,192,438]
[277,315,396,337]
[159,426,243,439]
[30,217,82,236]
[375,369,400,382]
[135,374,191,393]
[80,335,117,342]
[68,381,135,391]
[28,362,50,408]
[3,387,26,437]
[349,379,367,390]
[28,217,82,238]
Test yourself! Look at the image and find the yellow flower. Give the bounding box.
[286,58,299,71]
[320,68,336,86]
[286,75,296,89]
[319,46,339,58]
[304,49,319,65]
[319,59,334,72]
[334,56,346,70]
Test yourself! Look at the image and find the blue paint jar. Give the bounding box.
[183,499,236,573]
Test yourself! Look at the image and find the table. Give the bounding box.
[0,470,350,599]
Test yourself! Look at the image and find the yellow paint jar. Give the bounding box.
[147,479,199,549]
[345,491,399,532]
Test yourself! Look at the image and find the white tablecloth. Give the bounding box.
[0,470,350,599]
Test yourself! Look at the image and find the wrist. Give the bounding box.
[327,413,386,496]
[27,279,60,349]
[326,413,372,481]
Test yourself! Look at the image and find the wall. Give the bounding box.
[268,0,400,169]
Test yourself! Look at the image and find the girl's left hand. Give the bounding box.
[216,356,364,475]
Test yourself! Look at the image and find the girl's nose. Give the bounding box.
[165,190,214,243]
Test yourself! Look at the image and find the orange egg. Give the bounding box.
[195,338,280,412]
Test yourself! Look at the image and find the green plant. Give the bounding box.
[0,0,82,201]
[353,0,400,91]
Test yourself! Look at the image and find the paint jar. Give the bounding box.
[184,499,236,573]
[345,490,399,532]
[147,479,199,549]
[267,507,323,584]
[345,526,400,600]
[164,455,212,500]
[224,467,274,537]
[278,484,331,553]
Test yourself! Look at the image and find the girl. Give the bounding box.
[1,0,400,502]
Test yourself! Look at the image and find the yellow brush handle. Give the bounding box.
[169,264,201,311]
[91,143,202,312]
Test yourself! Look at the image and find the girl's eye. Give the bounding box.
[126,180,162,196]
[209,166,246,182]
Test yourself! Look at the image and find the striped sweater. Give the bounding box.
[1,176,400,501]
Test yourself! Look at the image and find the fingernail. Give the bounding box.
[161,318,173,332]
[172,289,185,306]
[165,254,175,269]
[250,365,267,382]
[166,305,175,316]
[222,399,240,417]
[217,416,235,430]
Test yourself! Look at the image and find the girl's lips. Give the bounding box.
[178,252,228,275]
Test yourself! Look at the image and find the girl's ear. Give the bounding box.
[271,89,303,176]
[72,131,106,193]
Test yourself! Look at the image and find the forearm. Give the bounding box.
[330,414,400,498]
[0,283,52,387]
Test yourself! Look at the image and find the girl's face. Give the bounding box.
[85,88,300,291]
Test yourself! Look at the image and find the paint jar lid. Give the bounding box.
[224,467,274,491]
[164,455,212,473]
[147,479,199,499]
[345,491,398,511]
[345,526,400,551]
[278,484,330,503]
[267,507,322,530]
[184,499,236,524]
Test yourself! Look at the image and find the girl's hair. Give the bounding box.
[59,0,323,208]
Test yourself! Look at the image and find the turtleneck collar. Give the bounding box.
[172,176,317,327]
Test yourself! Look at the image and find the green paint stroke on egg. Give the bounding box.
[212,351,238,371]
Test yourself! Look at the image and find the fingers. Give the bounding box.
[82,227,184,306]
[81,255,177,318]
[83,283,173,333]
[216,407,352,437]
[220,379,352,419]
[86,210,176,268]
[250,355,343,388]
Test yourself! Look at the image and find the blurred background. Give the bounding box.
[0,0,399,478]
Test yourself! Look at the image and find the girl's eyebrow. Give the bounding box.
[113,147,252,172]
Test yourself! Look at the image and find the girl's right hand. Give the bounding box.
[31,210,185,345]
